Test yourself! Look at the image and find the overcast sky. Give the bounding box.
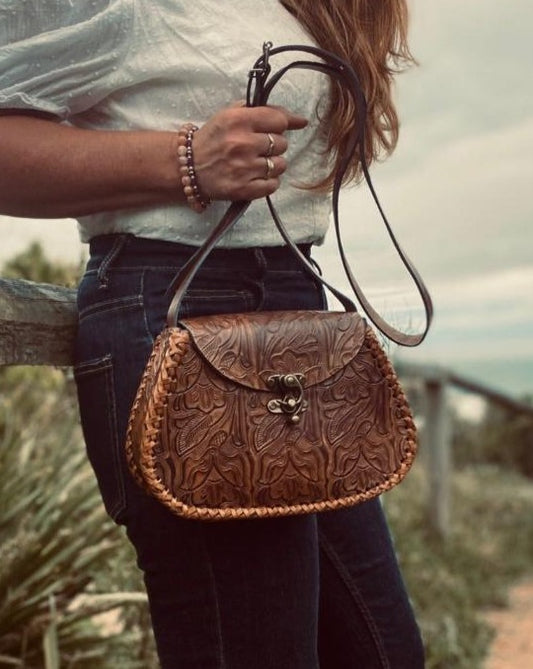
[316,0,533,398]
[1,0,532,398]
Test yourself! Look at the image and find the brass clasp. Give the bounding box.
[267,373,308,424]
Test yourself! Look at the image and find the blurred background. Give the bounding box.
[0,1,532,667]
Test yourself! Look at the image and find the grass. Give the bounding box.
[384,459,533,668]
[0,368,158,668]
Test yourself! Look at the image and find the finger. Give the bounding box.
[247,106,308,133]
[253,155,287,181]
[268,105,309,130]
[244,177,281,200]
[254,132,288,157]
[214,172,281,201]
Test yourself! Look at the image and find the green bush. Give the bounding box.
[385,460,533,668]
[1,241,83,287]
[453,402,533,479]
[0,370,157,668]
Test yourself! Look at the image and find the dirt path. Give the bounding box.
[484,580,533,668]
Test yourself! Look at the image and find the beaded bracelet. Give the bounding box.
[176,123,211,213]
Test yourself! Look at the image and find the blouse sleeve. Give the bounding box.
[0,1,133,120]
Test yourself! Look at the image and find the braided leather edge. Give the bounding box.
[124,336,161,488]
[124,330,190,490]
[127,327,417,521]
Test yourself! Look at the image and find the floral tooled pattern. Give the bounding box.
[180,311,366,390]
[127,311,417,518]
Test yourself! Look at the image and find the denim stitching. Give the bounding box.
[97,233,131,288]
[183,291,254,300]
[73,355,126,520]
[139,271,155,346]
[73,354,112,375]
[103,357,125,520]
[78,295,143,322]
[318,530,390,669]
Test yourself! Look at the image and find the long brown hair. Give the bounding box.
[279,0,415,190]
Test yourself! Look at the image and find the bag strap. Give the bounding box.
[167,42,433,347]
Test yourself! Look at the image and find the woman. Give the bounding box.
[0,1,425,667]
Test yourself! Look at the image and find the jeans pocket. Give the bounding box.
[180,287,256,318]
[74,354,127,522]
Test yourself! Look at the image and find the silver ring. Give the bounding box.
[266,133,275,157]
[264,157,274,180]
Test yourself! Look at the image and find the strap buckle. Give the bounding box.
[247,41,273,107]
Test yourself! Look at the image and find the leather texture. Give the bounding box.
[125,311,417,520]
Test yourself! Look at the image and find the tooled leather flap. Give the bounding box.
[178,310,367,391]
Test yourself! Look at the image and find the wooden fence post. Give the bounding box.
[423,373,451,539]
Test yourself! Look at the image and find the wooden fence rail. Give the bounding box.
[0,277,76,366]
[395,361,533,538]
[2,277,532,539]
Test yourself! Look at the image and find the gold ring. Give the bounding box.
[266,133,275,157]
[265,157,274,180]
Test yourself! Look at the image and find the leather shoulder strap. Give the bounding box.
[167,42,433,347]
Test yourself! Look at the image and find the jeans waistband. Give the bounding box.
[87,234,313,273]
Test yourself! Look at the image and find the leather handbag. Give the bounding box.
[125,43,433,520]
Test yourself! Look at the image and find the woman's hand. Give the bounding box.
[0,105,307,219]
[193,104,308,202]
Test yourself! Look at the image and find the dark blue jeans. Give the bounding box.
[74,234,424,669]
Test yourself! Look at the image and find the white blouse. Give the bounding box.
[0,0,332,248]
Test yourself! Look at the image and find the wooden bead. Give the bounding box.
[175,123,210,213]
